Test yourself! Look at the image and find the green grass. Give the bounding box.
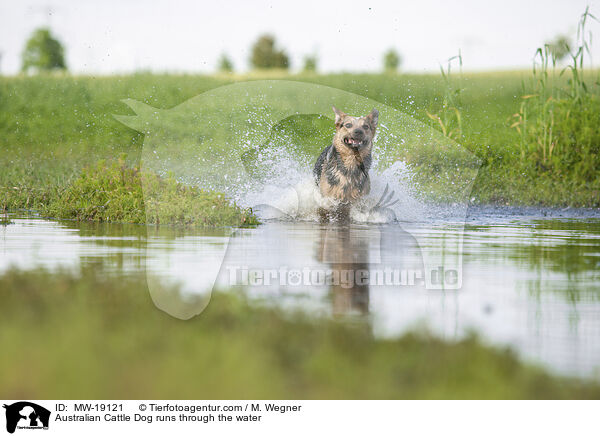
[1,68,599,216]
[498,9,600,205]
[44,157,258,226]
[2,155,258,226]
[1,266,599,399]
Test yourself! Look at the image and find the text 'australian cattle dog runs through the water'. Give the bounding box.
[313,106,379,222]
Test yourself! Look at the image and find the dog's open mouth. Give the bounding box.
[343,137,363,147]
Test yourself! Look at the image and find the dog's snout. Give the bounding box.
[353,129,364,138]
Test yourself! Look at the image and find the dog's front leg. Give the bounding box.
[335,204,351,223]
[317,207,330,223]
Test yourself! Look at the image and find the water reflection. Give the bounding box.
[316,225,371,315]
[2,214,600,378]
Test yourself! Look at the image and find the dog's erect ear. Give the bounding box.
[332,106,346,127]
[366,108,379,128]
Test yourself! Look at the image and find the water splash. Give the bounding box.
[225,148,425,224]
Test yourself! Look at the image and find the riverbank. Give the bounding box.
[1,266,599,399]
[1,71,599,222]
[2,157,257,227]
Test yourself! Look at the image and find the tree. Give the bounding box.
[218,54,234,73]
[383,48,401,72]
[21,28,66,73]
[250,34,289,70]
[546,35,571,62]
[302,55,317,73]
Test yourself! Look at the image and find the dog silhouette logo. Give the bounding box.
[114,80,479,320]
[3,402,50,434]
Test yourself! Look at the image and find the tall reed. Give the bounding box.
[427,50,463,140]
[510,7,600,179]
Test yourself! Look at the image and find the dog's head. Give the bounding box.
[332,106,378,152]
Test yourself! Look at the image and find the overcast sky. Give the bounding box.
[1,0,599,74]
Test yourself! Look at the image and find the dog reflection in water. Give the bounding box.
[316,225,374,316]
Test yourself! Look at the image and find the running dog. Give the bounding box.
[313,106,378,221]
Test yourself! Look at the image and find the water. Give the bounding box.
[2,208,600,379]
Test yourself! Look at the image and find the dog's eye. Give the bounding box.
[363,124,369,130]
[344,123,352,128]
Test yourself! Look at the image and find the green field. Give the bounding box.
[1,69,599,221]
[2,70,600,400]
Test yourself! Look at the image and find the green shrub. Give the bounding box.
[44,158,259,226]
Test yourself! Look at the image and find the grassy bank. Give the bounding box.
[1,69,599,214]
[2,157,257,226]
[1,266,599,399]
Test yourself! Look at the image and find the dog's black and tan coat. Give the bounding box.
[313,106,378,220]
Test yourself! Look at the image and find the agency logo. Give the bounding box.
[115,80,480,320]
[3,402,50,434]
